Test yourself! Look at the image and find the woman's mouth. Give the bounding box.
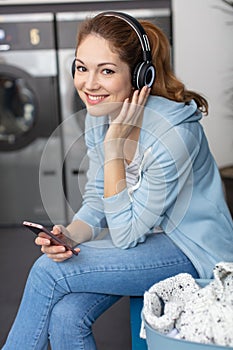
[85,93,108,105]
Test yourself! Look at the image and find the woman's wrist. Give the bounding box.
[66,220,93,243]
[104,138,125,161]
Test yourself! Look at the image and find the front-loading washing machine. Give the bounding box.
[0,13,66,225]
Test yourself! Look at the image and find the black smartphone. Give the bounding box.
[23,221,79,256]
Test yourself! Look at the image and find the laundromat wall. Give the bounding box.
[0,0,172,226]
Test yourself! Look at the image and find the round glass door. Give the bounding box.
[0,65,37,151]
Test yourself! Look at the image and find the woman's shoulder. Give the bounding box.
[142,96,202,138]
[145,95,201,126]
[140,96,204,157]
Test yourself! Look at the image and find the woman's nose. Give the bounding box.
[85,72,99,90]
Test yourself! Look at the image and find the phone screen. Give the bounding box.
[23,221,79,255]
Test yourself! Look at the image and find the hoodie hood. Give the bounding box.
[138,95,203,152]
[146,95,202,126]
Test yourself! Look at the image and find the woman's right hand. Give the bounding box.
[35,225,80,262]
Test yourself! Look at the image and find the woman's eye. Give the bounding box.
[76,66,86,72]
[103,68,114,75]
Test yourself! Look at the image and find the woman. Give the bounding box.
[3,11,233,350]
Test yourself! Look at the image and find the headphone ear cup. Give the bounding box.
[133,62,156,89]
[71,59,76,79]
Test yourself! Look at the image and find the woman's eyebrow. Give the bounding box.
[75,58,84,64]
[75,58,117,67]
[97,62,117,67]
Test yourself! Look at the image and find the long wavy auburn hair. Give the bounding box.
[76,13,208,115]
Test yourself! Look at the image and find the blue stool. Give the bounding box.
[130,297,147,350]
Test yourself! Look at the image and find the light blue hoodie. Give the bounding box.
[73,95,233,278]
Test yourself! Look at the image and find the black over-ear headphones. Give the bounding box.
[71,11,156,89]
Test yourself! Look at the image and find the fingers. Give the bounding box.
[131,85,150,107]
[112,98,130,124]
[123,86,150,125]
[41,243,80,262]
[116,85,150,122]
[42,245,73,262]
[52,224,64,235]
[35,225,60,246]
[105,85,150,142]
[35,224,80,262]
[35,235,50,246]
[42,244,80,262]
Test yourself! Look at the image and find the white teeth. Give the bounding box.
[88,95,105,101]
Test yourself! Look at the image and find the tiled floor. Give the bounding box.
[0,227,131,349]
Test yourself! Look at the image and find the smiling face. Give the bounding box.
[73,34,133,117]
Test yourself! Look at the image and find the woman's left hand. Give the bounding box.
[103,85,150,197]
[104,85,150,143]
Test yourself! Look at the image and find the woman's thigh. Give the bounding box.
[36,232,199,297]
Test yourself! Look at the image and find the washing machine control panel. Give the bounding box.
[0,13,55,51]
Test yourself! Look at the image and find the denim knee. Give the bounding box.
[27,254,62,295]
[48,293,98,350]
[49,293,119,338]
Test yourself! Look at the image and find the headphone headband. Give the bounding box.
[102,11,152,62]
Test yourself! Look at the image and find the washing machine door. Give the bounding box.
[0,64,38,151]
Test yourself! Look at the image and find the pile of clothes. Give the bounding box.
[141,262,233,347]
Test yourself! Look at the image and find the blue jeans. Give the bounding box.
[2,233,198,350]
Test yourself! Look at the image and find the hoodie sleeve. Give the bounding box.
[72,115,107,239]
[103,123,202,249]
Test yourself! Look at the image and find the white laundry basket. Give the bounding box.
[143,318,232,350]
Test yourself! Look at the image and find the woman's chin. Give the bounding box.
[87,101,123,118]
